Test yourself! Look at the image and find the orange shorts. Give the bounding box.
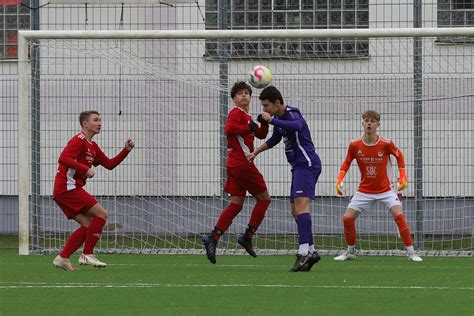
[53,188,98,219]
[224,163,268,197]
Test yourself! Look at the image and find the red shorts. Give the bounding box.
[53,188,98,219]
[224,163,268,197]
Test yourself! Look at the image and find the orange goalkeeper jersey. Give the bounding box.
[339,136,405,194]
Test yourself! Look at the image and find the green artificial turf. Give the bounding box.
[0,250,472,315]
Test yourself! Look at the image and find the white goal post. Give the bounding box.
[18,28,474,256]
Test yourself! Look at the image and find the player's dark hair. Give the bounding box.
[362,110,381,122]
[79,111,100,127]
[230,81,252,99]
[259,86,284,104]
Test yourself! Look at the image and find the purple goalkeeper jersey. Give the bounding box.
[265,106,321,169]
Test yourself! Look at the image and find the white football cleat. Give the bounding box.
[408,253,423,262]
[53,255,79,271]
[334,250,357,261]
[79,254,107,268]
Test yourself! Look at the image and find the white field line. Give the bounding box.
[1,262,472,269]
[0,282,472,291]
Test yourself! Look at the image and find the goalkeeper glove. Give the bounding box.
[248,120,258,134]
[336,170,346,196]
[257,114,269,126]
[397,168,408,191]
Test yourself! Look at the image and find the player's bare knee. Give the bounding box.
[344,208,359,219]
[98,210,108,220]
[389,205,403,217]
[254,191,271,202]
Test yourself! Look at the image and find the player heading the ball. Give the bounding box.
[247,86,322,272]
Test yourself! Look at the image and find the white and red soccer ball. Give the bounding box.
[249,65,272,89]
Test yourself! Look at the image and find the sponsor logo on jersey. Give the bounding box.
[85,148,95,164]
[366,165,377,176]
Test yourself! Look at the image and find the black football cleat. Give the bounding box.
[237,234,257,257]
[300,251,321,272]
[289,254,310,272]
[202,235,217,264]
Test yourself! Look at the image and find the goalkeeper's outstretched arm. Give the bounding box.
[388,141,408,191]
[336,144,355,196]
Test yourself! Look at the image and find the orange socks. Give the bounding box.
[394,213,413,247]
[342,216,356,246]
[341,214,413,248]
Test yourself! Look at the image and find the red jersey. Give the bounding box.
[340,136,405,194]
[225,107,269,168]
[53,132,129,197]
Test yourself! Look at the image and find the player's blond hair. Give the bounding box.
[79,111,100,127]
[362,110,380,122]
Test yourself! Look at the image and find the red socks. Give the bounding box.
[83,216,106,254]
[60,216,109,257]
[213,200,271,240]
[342,216,356,247]
[213,203,243,240]
[60,226,87,258]
[394,213,413,247]
[247,200,271,237]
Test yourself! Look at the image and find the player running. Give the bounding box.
[334,110,422,262]
[52,111,134,270]
[202,81,271,264]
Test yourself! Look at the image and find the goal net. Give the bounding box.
[17,29,473,256]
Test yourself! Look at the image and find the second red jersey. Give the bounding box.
[225,107,268,168]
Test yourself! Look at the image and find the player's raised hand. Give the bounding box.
[261,112,272,123]
[397,168,408,191]
[336,170,346,196]
[257,114,269,126]
[85,166,95,178]
[125,138,135,151]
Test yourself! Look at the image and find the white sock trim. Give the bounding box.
[406,245,415,254]
[298,243,309,256]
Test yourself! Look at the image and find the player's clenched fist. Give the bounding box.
[260,112,272,123]
[125,138,135,151]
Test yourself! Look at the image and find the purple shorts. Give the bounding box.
[290,166,321,203]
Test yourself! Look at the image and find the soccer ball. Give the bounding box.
[249,65,272,89]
